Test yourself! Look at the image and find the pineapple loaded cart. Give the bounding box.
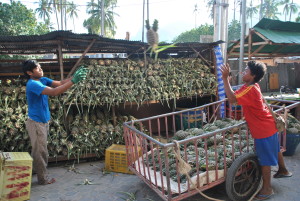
[123,98,300,201]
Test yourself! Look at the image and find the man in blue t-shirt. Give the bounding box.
[23,60,87,185]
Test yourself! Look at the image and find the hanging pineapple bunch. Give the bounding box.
[146,19,159,53]
[145,19,176,60]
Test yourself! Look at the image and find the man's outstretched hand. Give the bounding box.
[71,67,88,84]
[220,63,231,80]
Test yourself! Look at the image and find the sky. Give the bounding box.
[2,0,299,42]
[1,0,215,42]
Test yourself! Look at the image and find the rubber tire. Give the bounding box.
[226,152,262,201]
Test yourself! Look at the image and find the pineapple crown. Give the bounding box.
[152,19,159,32]
[145,20,151,30]
[145,19,159,32]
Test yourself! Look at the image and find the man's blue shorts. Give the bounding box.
[255,132,280,166]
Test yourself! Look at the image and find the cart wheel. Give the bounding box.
[226,152,262,201]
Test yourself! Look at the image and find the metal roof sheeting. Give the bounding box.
[254,18,300,33]
[254,27,300,44]
[228,18,300,58]
[0,30,223,57]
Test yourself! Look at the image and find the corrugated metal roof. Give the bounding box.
[254,19,300,44]
[0,30,223,57]
[228,18,300,58]
[254,18,300,32]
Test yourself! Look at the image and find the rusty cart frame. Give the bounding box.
[123,98,299,201]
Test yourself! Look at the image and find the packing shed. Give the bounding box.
[0,31,222,161]
[228,18,300,92]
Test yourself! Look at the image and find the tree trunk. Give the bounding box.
[65,3,67,30]
[259,0,263,20]
[52,1,60,30]
[289,0,293,21]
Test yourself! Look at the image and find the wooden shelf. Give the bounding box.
[0,72,69,77]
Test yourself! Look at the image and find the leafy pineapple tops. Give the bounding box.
[234,83,277,139]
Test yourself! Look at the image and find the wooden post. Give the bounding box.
[58,43,64,80]
[67,39,96,78]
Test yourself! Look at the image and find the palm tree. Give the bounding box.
[193,4,198,28]
[83,18,98,34]
[84,0,118,37]
[205,0,214,20]
[232,0,240,22]
[36,0,52,21]
[246,0,258,27]
[56,0,66,30]
[296,11,300,22]
[288,0,299,21]
[45,19,55,31]
[49,0,60,30]
[67,1,79,32]
[281,0,291,21]
[259,0,263,20]
[259,0,281,20]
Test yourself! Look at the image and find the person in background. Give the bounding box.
[221,60,292,200]
[22,60,88,185]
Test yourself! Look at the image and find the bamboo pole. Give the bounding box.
[67,39,96,78]
[58,43,64,80]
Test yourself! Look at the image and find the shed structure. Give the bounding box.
[228,18,300,60]
[228,18,300,92]
[0,30,222,79]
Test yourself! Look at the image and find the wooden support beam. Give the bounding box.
[272,46,286,54]
[0,40,60,46]
[249,44,266,58]
[253,30,269,41]
[0,72,68,77]
[58,43,64,80]
[229,41,239,55]
[267,43,300,46]
[251,41,270,46]
[229,52,300,58]
[233,41,269,48]
[67,39,96,78]
[190,46,212,66]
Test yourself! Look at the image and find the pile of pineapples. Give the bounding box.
[0,57,216,160]
[0,78,128,159]
[144,118,254,184]
[63,57,216,109]
[0,78,28,152]
[287,114,300,134]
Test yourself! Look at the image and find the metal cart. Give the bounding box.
[123,98,299,201]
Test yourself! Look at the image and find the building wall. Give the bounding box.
[228,60,299,93]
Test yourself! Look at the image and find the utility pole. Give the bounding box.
[213,0,229,61]
[142,0,145,42]
[213,0,221,42]
[60,0,63,30]
[101,0,105,37]
[239,0,247,84]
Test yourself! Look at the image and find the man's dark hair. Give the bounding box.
[247,60,266,83]
[22,60,39,79]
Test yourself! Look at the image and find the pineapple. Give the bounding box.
[145,19,159,47]
[174,130,189,140]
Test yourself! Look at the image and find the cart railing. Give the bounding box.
[265,98,300,151]
[123,98,299,201]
